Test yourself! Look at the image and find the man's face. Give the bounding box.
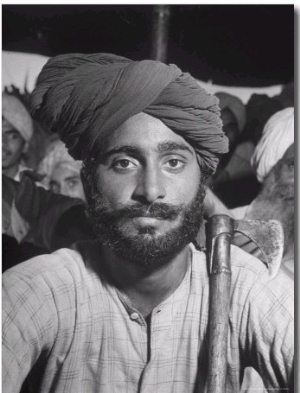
[50,162,86,201]
[2,119,25,169]
[275,143,294,190]
[84,112,205,267]
[221,107,239,150]
[257,143,294,254]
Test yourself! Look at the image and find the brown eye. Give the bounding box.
[118,160,130,168]
[112,158,137,172]
[168,159,179,167]
[162,158,185,173]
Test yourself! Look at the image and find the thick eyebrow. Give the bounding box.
[64,176,80,182]
[50,176,80,185]
[102,146,140,160]
[156,141,194,155]
[3,129,20,135]
[103,141,194,160]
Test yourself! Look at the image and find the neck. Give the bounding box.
[101,245,191,318]
[3,164,19,179]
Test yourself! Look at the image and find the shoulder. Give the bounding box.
[230,205,249,220]
[3,241,101,294]
[230,245,293,320]
[230,244,292,288]
[4,247,81,280]
[190,242,278,279]
[190,243,293,303]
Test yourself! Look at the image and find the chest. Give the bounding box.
[41,282,210,393]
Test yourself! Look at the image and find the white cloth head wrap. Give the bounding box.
[37,139,82,189]
[251,107,294,182]
[2,92,34,142]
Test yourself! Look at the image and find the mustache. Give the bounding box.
[95,202,185,221]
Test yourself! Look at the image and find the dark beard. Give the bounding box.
[85,183,206,268]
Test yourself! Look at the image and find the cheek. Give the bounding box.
[96,170,135,206]
[74,184,87,201]
[165,166,201,204]
[10,140,25,155]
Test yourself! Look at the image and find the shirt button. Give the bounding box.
[130,312,139,320]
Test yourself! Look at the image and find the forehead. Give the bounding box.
[52,162,80,180]
[102,112,195,154]
[2,118,19,134]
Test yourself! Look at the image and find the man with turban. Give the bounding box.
[205,107,294,278]
[215,91,246,140]
[2,91,34,181]
[2,90,36,241]
[37,139,85,201]
[212,92,260,208]
[227,107,294,393]
[2,54,293,393]
[251,107,294,183]
[233,107,294,277]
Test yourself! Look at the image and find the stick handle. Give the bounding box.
[206,215,234,393]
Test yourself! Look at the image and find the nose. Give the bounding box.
[132,166,166,204]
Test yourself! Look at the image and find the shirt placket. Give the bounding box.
[139,265,191,393]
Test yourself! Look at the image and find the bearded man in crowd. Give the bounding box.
[232,107,294,279]
[2,54,293,393]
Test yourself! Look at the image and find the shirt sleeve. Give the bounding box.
[240,270,294,390]
[2,268,56,393]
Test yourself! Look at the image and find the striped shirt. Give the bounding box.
[2,241,293,393]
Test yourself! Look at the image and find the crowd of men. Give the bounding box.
[2,53,294,393]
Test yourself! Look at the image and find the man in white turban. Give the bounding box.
[251,107,294,183]
[205,107,294,392]
[207,107,294,276]
[37,139,85,201]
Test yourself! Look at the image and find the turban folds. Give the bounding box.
[30,53,228,173]
[251,107,294,182]
[2,92,34,143]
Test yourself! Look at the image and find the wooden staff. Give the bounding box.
[206,215,234,393]
[150,5,170,63]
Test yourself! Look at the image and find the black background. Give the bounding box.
[2,5,294,87]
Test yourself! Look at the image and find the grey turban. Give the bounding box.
[30,53,228,173]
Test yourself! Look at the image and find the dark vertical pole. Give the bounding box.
[151,5,171,63]
[207,215,234,393]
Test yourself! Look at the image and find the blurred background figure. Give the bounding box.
[204,107,294,280]
[2,51,49,94]
[215,92,246,151]
[203,107,294,393]
[2,86,54,177]
[212,91,260,207]
[2,90,34,180]
[37,139,85,201]
[233,107,294,278]
[243,81,294,145]
[237,107,294,392]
